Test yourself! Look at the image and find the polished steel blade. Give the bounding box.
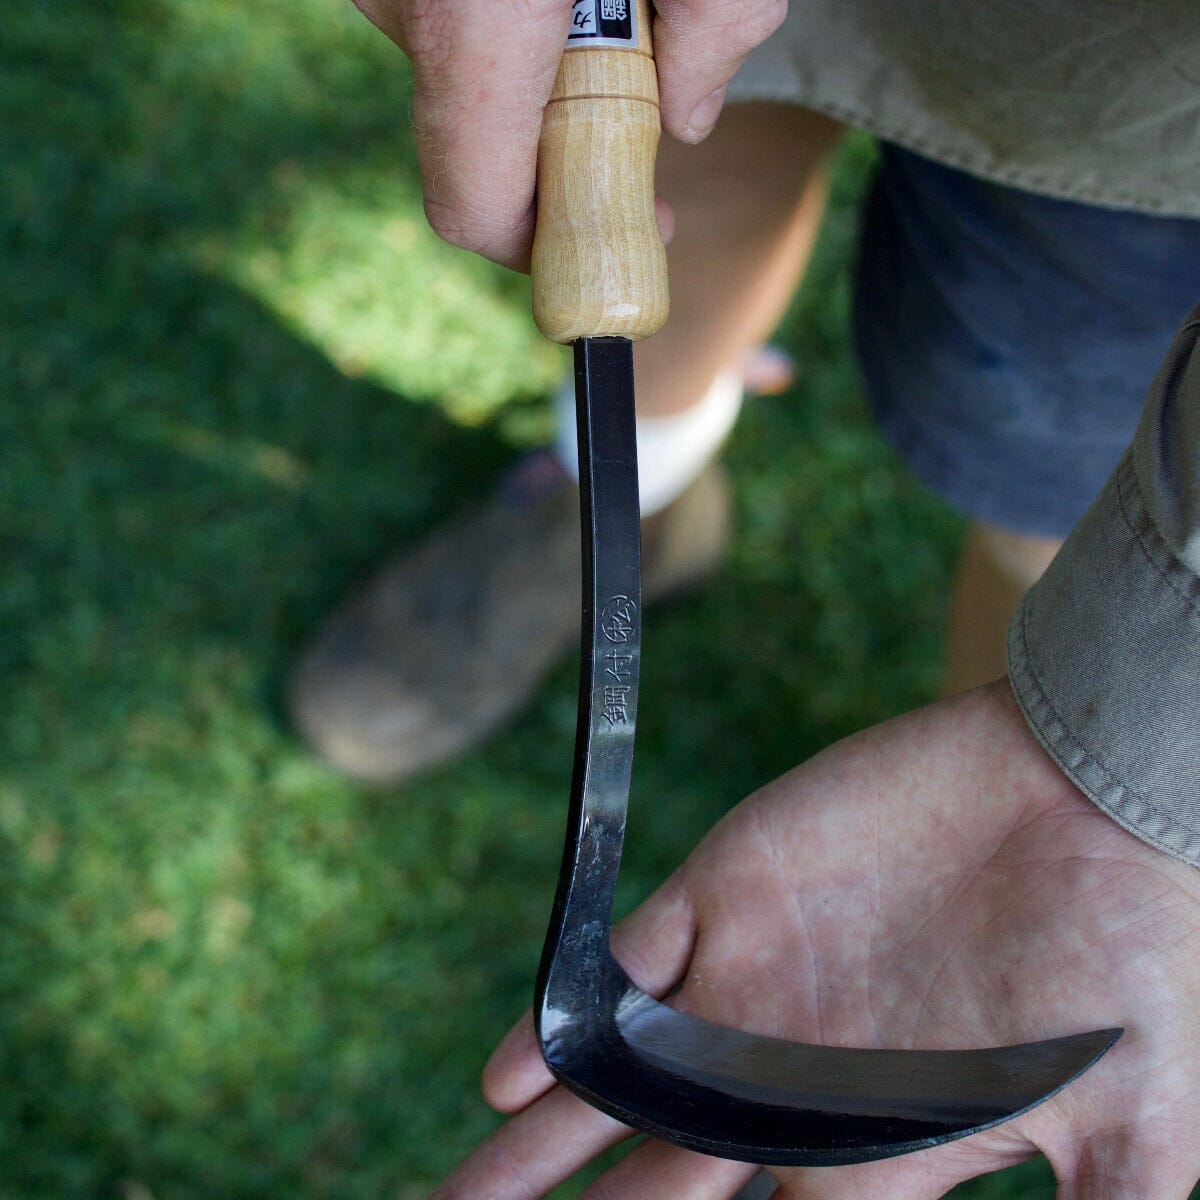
[535,335,1121,1166]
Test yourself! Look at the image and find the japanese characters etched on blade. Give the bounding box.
[566,0,637,49]
[601,652,634,727]
[598,597,637,729]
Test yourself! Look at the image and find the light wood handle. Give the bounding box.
[531,0,669,344]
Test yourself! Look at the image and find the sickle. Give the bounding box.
[526,1,1120,1166]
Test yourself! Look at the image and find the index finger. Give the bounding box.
[404,2,571,268]
[482,873,698,1113]
[431,1083,632,1200]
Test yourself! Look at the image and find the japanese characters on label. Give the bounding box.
[567,0,638,49]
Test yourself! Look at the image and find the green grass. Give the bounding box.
[1,2,1183,1198]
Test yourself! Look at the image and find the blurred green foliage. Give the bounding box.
[1,1,1180,1198]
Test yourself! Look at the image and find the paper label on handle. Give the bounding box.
[566,0,638,49]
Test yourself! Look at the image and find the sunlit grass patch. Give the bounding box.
[194,162,563,429]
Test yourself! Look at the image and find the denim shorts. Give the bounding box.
[854,145,1200,537]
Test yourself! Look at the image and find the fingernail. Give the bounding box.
[684,85,728,142]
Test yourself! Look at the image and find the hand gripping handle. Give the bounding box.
[531,0,670,344]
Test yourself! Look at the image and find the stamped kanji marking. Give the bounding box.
[604,652,633,682]
[601,684,632,727]
[600,595,637,644]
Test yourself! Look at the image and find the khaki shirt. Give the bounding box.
[1009,309,1200,868]
[731,0,1200,217]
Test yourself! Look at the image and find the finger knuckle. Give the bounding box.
[422,192,493,255]
[398,4,449,62]
[505,0,567,24]
[758,0,790,39]
[690,0,786,52]
[729,0,788,48]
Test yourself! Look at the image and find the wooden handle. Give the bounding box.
[531,0,669,344]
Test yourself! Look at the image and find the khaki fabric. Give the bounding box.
[1009,310,1200,868]
[729,0,1200,217]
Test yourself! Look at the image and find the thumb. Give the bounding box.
[653,0,787,142]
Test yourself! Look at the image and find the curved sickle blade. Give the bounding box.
[536,336,1122,1167]
[548,988,1121,1166]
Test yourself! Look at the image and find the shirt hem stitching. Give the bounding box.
[1009,607,1200,867]
[1115,458,1200,624]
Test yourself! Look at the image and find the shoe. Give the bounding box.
[288,453,731,784]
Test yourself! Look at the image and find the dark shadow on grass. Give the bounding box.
[0,258,519,1194]
[1,5,533,1191]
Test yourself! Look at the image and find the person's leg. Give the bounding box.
[942,524,1062,695]
[639,103,842,418]
[290,103,843,784]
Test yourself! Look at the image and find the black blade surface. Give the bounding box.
[534,335,1122,1167]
